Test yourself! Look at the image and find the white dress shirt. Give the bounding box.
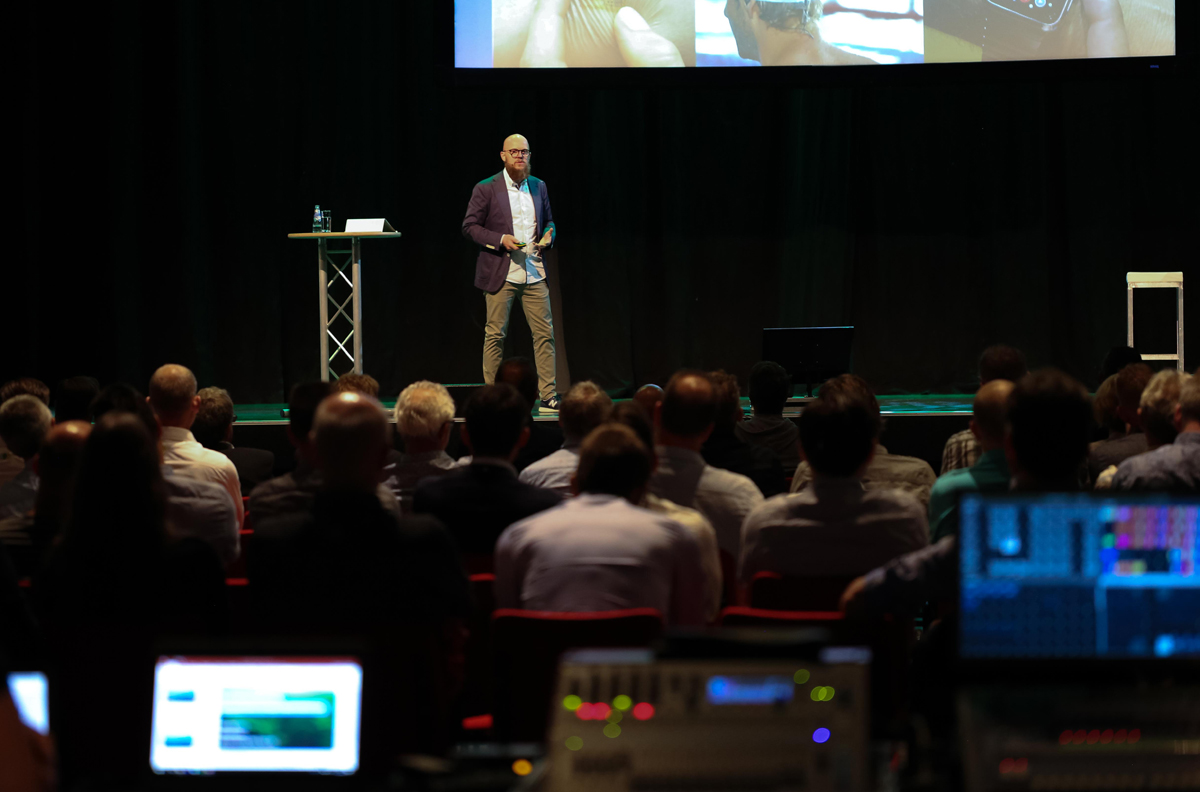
[518,445,580,495]
[495,493,708,626]
[503,168,544,285]
[740,477,928,583]
[649,445,764,559]
[162,466,240,567]
[161,426,244,526]
[642,493,723,622]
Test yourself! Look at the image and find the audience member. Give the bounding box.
[496,357,564,470]
[791,375,937,508]
[1112,372,1198,491]
[702,370,787,497]
[53,376,100,422]
[734,360,800,471]
[941,345,1027,474]
[648,371,764,557]
[192,387,276,491]
[0,397,53,519]
[609,401,723,620]
[1087,363,1152,483]
[1094,370,1184,488]
[387,380,458,511]
[0,379,49,490]
[249,382,401,522]
[92,384,239,566]
[330,372,380,397]
[149,364,244,525]
[519,381,612,494]
[741,381,927,583]
[0,421,90,579]
[414,384,562,556]
[496,424,707,625]
[1099,345,1142,384]
[926,380,1014,542]
[633,383,664,416]
[1090,374,1126,448]
[34,412,226,790]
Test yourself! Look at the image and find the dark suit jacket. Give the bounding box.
[219,444,276,492]
[413,462,562,556]
[461,171,556,294]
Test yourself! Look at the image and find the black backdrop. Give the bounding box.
[10,2,1197,403]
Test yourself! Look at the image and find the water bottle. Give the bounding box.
[312,205,322,233]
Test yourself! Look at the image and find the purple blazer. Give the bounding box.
[461,171,556,294]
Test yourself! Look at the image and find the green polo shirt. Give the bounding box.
[928,447,1010,542]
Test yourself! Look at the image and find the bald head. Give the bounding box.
[633,384,664,417]
[148,364,199,426]
[36,420,92,491]
[658,371,717,445]
[312,392,390,491]
[971,379,1015,450]
[500,134,531,181]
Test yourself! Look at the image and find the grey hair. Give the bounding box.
[1140,370,1186,445]
[393,381,455,438]
[0,394,54,458]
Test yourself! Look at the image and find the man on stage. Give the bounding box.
[462,134,559,413]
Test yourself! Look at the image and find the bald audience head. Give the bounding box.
[633,384,664,417]
[970,380,1015,451]
[34,421,92,519]
[657,371,717,449]
[573,424,653,502]
[0,395,54,459]
[560,381,613,444]
[148,364,199,427]
[312,392,390,492]
[394,380,455,453]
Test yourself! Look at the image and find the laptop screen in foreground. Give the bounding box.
[150,656,362,775]
[959,493,1200,660]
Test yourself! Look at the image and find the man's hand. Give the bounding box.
[615,7,684,67]
[535,228,554,249]
[520,0,569,68]
[501,234,523,251]
[1081,0,1130,58]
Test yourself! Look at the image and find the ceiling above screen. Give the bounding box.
[455,0,1177,69]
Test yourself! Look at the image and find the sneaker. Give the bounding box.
[539,396,560,413]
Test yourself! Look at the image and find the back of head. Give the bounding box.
[497,358,538,410]
[91,383,160,439]
[979,345,1028,384]
[1101,346,1142,383]
[312,393,390,490]
[660,371,717,438]
[1092,374,1125,435]
[192,387,234,449]
[608,401,655,453]
[35,421,92,515]
[1180,375,1200,426]
[798,386,878,477]
[394,381,455,439]
[972,380,1015,447]
[330,373,380,398]
[0,396,54,459]
[148,364,197,422]
[288,382,335,445]
[0,378,50,407]
[1006,369,1092,486]
[633,384,664,417]
[1139,370,1185,446]
[817,374,883,432]
[560,381,613,443]
[708,370,743,428]
[464,383,528,458]
[66,411,167,555]
[576,424,652,499]
[54,376,101,422]
[748,361,791,415]
[1115,363,1154,413]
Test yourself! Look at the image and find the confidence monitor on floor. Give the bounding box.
[762,327,854,397]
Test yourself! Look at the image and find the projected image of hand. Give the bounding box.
[497,0,695,68]
[1081,0,1130,57]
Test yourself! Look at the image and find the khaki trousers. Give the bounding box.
[483,279,556,401]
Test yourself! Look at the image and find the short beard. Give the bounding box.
[505,161,531,181]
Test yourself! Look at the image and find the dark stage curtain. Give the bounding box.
[10,2,1194,402]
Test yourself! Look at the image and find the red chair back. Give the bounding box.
[491,608,665,741]
[748,571,857,611]
[719,606,845,629]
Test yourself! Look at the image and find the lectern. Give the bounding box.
[287,231,402,381]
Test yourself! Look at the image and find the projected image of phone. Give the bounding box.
[986,0,1074,29]
[149,657,362,776]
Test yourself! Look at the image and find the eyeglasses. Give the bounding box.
[505,149,531,158]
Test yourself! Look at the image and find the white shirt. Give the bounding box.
[642,493,723,622]
[740,477,928,583]
[502,168,544,285]
[518,445,580,495]
[161,426,244,526]
[649,445,765,559]
[495,493,708,626]
[163,466,240,567]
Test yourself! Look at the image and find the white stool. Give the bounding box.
[1126,272,1184,371]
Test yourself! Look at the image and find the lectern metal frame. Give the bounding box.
[288,231,402,381]
[1126,271,1184,372]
